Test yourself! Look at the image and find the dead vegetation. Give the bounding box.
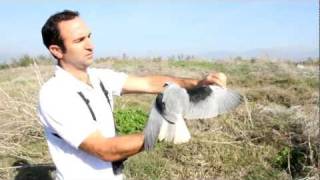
[0,58,319,180]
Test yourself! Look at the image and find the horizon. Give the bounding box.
[0,0,318,62]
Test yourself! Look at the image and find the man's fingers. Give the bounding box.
[198,72,227,88]
[216,73,227,83]
[207,73,227,88]
[212,77,226,88]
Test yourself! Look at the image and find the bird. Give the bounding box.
[143,82,242,150]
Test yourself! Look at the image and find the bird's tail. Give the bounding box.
[158,117,191,144]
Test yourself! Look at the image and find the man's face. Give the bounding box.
[58,17,94,70]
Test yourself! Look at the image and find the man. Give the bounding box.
[38,10,226,180]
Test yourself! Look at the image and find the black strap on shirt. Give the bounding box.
[50,91,97,140]
[77,91,97,121]
[99,80,112,110]
[50,80,125,175]
[76,80,112,122]
[51,81,110,139]
[99,80,126,175]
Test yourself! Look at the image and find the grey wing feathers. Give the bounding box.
[143,103,164,151]
[216,88,242,114]
[184,85,242,120]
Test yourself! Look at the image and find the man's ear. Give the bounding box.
[49,45,63,59]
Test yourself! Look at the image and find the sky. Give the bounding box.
[0,0,318,62]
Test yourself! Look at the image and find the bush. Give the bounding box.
[0,63,9,70]
[114,108,148,135]
[16,55,34,67]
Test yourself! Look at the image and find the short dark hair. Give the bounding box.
[41,10,79,53]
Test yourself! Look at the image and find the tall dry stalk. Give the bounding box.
[0,64,50,179]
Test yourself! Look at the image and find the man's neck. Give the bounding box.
[59,63,92,86]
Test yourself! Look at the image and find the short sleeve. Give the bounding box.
[92,68,128,96]
[38,87,98,148]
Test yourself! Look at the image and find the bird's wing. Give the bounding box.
[184,85,242,120]
[143,102,165,151]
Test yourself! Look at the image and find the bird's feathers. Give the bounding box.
[143,103,165,151]
[185,85,242,119]
[158,115,191,144]
[147,82,242,146]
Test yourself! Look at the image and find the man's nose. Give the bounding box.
[85,39,94,50]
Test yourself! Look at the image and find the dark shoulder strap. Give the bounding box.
[77,91,97,121]
[51,91,97,140]
[99,80,112,110]
[51,83,126,174]
[99,80,119,134]
[51,84,112,139]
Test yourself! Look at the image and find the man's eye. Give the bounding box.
[75,38,85,43]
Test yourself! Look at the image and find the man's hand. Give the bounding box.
[198,72,227,88]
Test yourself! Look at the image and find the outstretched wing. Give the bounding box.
[143,102,165,151]
[184,85,242,120]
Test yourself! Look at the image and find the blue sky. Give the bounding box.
[0,0,318,61]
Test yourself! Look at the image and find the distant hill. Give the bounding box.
[0,53,16,63]
[0,47,318,63]
[201,47,319,61]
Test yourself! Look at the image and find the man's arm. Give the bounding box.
[122,72,227,94]
[79,72,227,161]
[80,130,144,162]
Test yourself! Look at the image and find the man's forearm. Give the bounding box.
[105,133,144,161]
[80,131,144,162]
[148,75,200,92]
[123,75,201,94]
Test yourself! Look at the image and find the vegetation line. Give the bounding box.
[0,163,55,170]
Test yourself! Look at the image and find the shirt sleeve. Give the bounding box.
[94,68,128,96]
[38,86,98,149]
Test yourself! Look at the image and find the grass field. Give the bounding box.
[0,58,319,179]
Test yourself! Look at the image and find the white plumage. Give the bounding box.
[143,82,242,150]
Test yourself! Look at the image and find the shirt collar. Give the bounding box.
[54,65,94,91]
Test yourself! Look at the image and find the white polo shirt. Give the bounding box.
[38,66,128,180]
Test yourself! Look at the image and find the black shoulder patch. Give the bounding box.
[155,93,165,114]
[187,86,212,103]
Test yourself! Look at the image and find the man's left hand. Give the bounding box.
[198,72,227,88]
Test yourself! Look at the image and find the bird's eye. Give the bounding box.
[162,102,165,107]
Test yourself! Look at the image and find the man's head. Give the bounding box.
[42,10,79,55]
[41,10,94,69]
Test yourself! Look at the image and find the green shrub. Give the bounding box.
[272,145,316,178]
[114,108,148,135]
[273,146,291,169]
[16,55,34,67]
[169,60,215,70]
[0,63,9,70]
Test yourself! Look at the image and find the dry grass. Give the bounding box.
[0,64,54,179]
[0,58,319,180]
